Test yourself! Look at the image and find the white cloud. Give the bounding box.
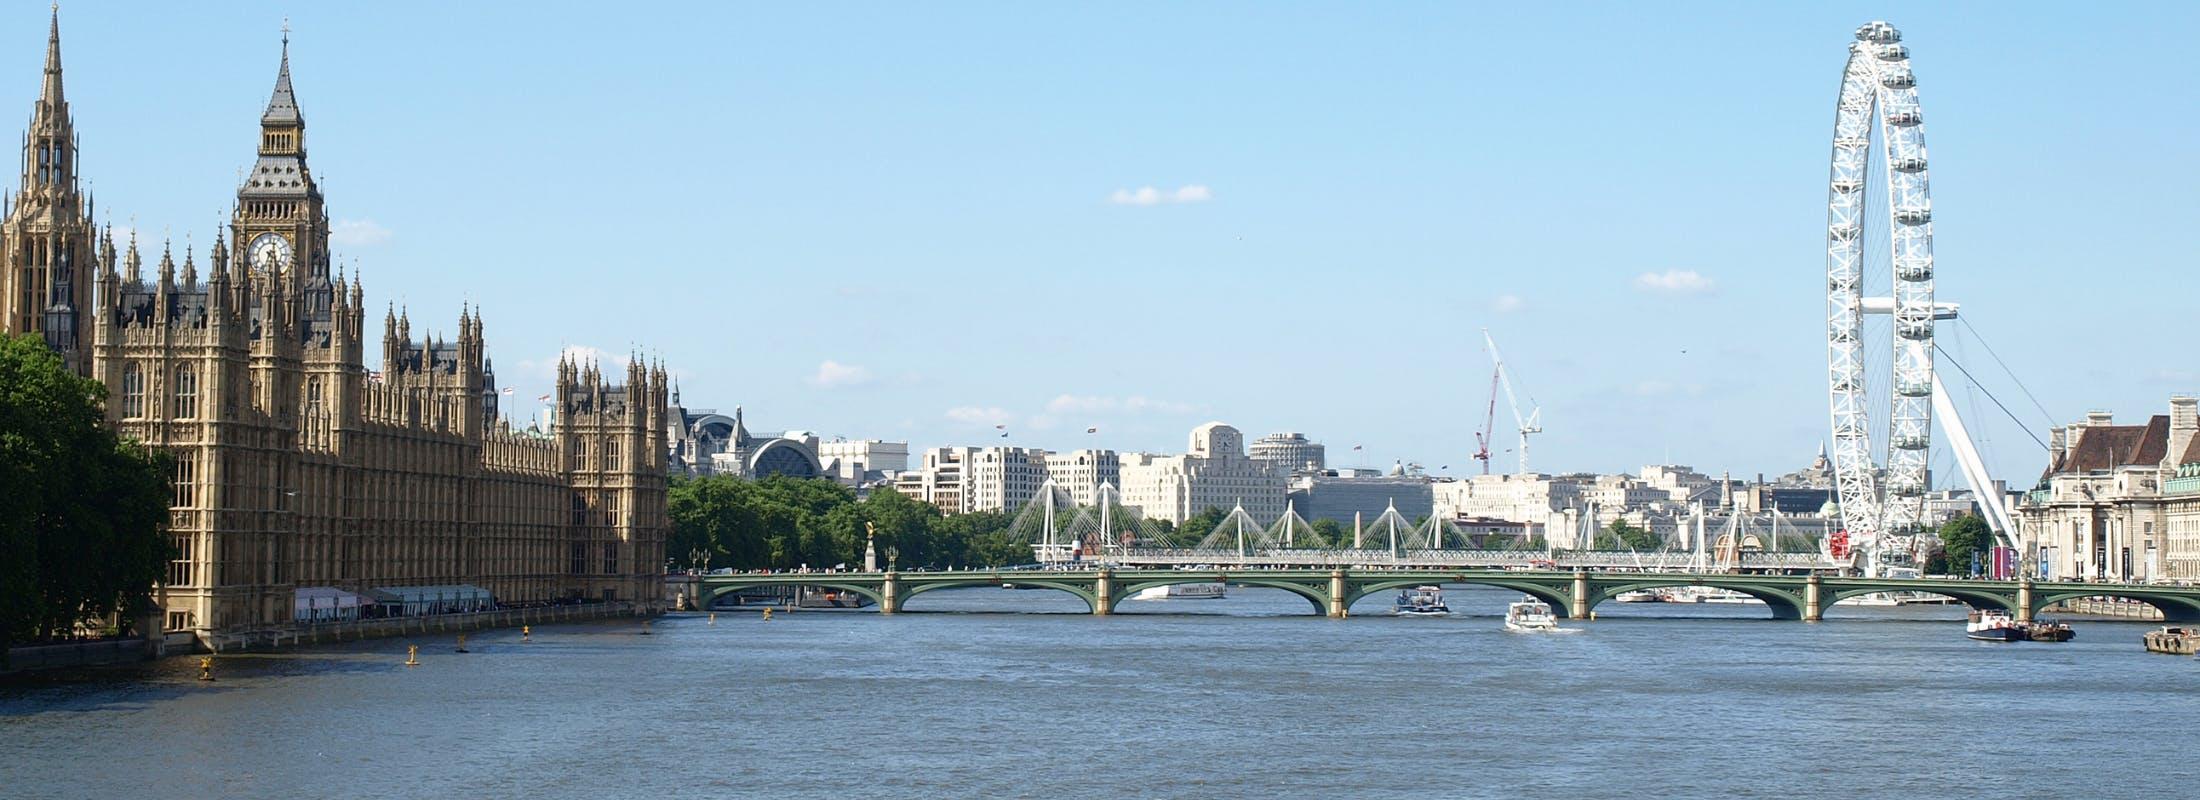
[1045,394,1196,415]
[1492,294,1525,313]
[945,406,1014,428]
[330,219,393,248]
[1108,184,1214,206]
[1633,269,1715,295]
[808,360,873,388]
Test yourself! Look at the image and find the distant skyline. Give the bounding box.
[24,3,2199,482]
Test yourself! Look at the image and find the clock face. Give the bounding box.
[248,232,293,275]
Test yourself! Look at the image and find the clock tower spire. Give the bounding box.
[233,21,331,327]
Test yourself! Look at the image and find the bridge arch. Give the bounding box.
[1110,577,1330,615]
[1592,578,1808,620]
[701,581,886,611]
[1343,576,1575,618]
[1822,584,2016,613]
[902,577,1097,612]
[2031,589,2200,622]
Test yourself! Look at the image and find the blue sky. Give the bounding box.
[29,2,2199,484]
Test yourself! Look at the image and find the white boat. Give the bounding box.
[1613,590,1662,603]
[1966,610,2026,642]
[1836,591,1957,606]
[1504,597,1561,632]
[1131,582,1226,601]
[1393,586,1451,616]
[1699,588,1763,605]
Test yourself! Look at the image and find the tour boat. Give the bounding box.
[1613,590,1662,603]
[1504,597,1561,632]
[1131,582,1226,601]
[1392,586,1451,616]
[1965,610,2027,642]
[2143,626,2200,655]
[2022,620,2075,643]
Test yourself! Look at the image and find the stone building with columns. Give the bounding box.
[0,16,670,643]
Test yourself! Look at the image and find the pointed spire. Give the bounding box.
[263,19,300,125]
[40,4,63,112]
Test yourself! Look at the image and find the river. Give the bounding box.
[3,585,2193,799]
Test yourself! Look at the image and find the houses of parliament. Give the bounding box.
[0,13,670,643]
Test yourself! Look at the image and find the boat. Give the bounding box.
[2143,626,2200,655]
[1613,590,1662,603]
[2022,620,2075,643]
[1966,610,2027,642]
[1131,582,1226,601]
[1837,591,1960,607]
[1393,586,1451,616]
[1504,597,1561,632]
[1699,588,1764,605]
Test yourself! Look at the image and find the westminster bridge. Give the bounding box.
[688,566,2200,623]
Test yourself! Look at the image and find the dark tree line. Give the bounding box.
[667,475,1031,572]
[1,334,174,652]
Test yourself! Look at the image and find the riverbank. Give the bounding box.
[3,601,660,678]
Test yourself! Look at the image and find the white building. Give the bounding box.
[815,439,910,484]
[1249,432,1326,474]
[1118,422,1288,524]
[1045,449,1120,506]
[1432,473,1587,527]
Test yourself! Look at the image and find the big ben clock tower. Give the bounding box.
[232,30,333,331]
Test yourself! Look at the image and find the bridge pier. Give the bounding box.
[881,572,900,615]
[1804,574,1822,622]
[1570,571,1590,620]
[2016,579,2032,623]
[1094,569,1113,616]
[1329,570,1348,618]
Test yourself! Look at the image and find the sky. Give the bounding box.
[25,2,2200,485]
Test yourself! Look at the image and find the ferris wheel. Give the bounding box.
[1823,21,1950,571]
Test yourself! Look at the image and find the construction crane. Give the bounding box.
[1483,329,1542,475]
[1472,365,1499,474]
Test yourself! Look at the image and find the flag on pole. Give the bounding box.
[536,394,552,402]
[1352,444,1363,451]
[1086,427,1098,434]
[501,387,515,395]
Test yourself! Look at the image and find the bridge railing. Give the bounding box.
[1048,548,1839,571]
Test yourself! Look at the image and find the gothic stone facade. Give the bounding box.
[0,16,670,640]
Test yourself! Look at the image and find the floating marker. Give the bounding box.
[197,656,215,682]
[404,645,420,667]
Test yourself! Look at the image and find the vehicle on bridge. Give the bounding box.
[1132,583,1225,601]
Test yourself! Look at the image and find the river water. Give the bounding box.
[3,585,2193,799]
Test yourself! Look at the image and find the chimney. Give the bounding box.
[2169,396,2199,468]
[2086,410,2115,426]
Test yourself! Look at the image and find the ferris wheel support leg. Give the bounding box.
[1929,372,2021,553]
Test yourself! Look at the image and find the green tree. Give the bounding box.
[1309,518,1347,548]
[1603,520,1660,550]
[1175,507,1230,546]
[1939,513,1991,576]
[1,334,174,651]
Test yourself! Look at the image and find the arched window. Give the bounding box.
[120,362,145,418]
[306,376,323,419]
[172,364,198,419]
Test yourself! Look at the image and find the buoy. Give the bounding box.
[455,634,470,654]
[708,612,716,625]
[521,625,531,642]
[197,656,215,682]
[762,608,773,621]
[640,620,653,636]
[404,645,421,667]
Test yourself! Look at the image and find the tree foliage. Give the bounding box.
[1938,513,1991,576]
[1601,520,1661,551]
[668,475,1032,572]
[1,334,174,649]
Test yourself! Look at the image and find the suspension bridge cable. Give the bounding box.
[1934,343,2051,451]
[1959,317,2058,428]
